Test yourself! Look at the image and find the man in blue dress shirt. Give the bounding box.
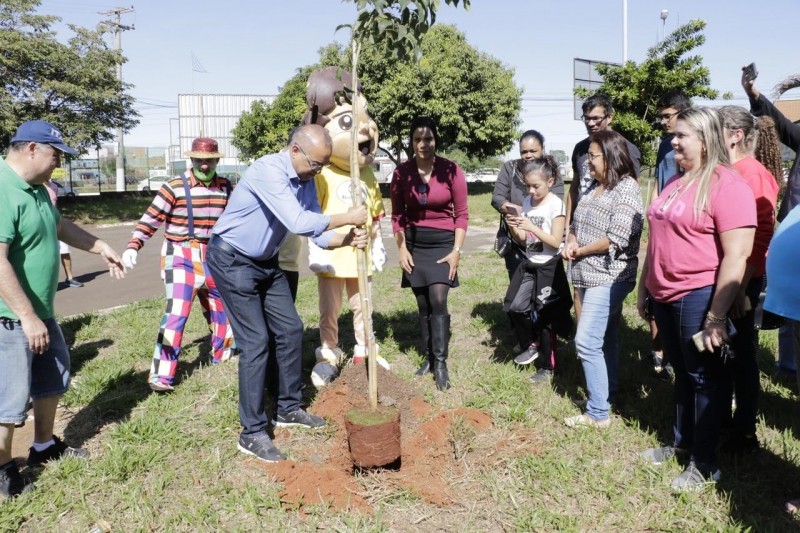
[208,124,368,463]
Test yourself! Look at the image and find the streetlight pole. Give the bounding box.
[622,0,628,62]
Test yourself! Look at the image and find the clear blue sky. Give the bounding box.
[38,0,800,156]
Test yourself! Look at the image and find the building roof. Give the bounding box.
[775,99,800,123]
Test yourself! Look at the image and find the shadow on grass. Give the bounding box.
[756,342,800,441]
[60,314,113,375]
[470,301,517,364]
[719,443,800,530]
[63,335,213,448]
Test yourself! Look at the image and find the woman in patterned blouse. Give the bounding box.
[562,130,644,429]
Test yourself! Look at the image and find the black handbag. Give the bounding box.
[494,216,524,258]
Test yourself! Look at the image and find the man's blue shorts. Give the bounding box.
[0,317,70,424]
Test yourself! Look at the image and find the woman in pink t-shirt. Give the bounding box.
[636,107,756,492]
[716,106,781,456]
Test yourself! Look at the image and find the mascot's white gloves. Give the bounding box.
[122,249,138,270]
[371,235,387,272]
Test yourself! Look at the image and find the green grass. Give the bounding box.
[58,195,155,226]
[4,237,798,529]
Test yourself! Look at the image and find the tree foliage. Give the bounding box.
[344,0,470,61]
[356,24,522,163]
[233,25,521,165]
[0,0,139,152]
[576,19,717,168]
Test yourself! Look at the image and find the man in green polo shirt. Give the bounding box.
[0,120,127,499]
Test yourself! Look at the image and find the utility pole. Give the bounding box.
[100,6,134,192]
[622,0,628,63]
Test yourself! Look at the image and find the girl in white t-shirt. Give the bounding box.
[503,156,567,383]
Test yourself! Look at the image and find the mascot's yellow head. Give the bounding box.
[301,67,379,172]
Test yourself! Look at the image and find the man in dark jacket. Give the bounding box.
[742,68,799,379]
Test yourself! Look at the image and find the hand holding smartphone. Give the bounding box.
[692,319,737,353]
[742,62,758,82]
[506,204,522,217]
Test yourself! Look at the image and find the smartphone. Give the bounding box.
[743,62,758,82]
[692,319,737,352]
[506,205,522,217]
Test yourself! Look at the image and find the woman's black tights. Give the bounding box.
[413,283,450,316]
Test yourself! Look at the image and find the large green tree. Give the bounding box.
[356,24,521,163]
[577,19,717,168]
[0,0,139,152]
[232,25,521,165]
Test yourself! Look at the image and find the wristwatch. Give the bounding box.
[453,245,463,256]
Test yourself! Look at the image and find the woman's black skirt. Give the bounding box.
[401,227,459,289]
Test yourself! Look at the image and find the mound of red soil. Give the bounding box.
[262,363,493,512]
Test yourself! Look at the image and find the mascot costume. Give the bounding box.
[302,67,389,387]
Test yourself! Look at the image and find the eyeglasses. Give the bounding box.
[416,182,429,206]
[582,114,608,124]
[587,152,603,161]
[658,111,680,122]
[296,144,325,173]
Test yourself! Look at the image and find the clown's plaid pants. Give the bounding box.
[149,240,234,386]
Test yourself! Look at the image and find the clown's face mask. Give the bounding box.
[324,93,379,172]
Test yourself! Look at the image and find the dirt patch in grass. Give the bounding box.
[262,363,494,512]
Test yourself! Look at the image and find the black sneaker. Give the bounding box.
[273,409,326,429]
[529,368,553,384]
[27,436,89,467]
[0,461,32,499]
[237,433,287,463]
[670,461,721,492]
[640,445,689,466]
[514,344,539,365]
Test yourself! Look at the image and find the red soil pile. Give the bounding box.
[262,363,493,512]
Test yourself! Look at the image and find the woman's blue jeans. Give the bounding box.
[575,281,634,421]
[653,285,726,469]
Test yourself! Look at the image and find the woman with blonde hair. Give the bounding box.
[716,106,780,455]
[637,107,757,491]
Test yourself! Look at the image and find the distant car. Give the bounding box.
[137,176,170,192]
[468,168,500,184]
[51,180,77,197]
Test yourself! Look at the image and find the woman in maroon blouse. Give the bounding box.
[390,116,469,390]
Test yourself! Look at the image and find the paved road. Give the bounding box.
[54,219,499,317]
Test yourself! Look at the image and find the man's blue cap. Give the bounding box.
[10,120,79,156]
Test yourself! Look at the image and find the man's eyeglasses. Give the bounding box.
[582,114,608,124]
[416,182,429,206]
[658,111,680,122]
[297,144,325,173]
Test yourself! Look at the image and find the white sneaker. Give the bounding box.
[315,346,344,365]
[353,344,390,370]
